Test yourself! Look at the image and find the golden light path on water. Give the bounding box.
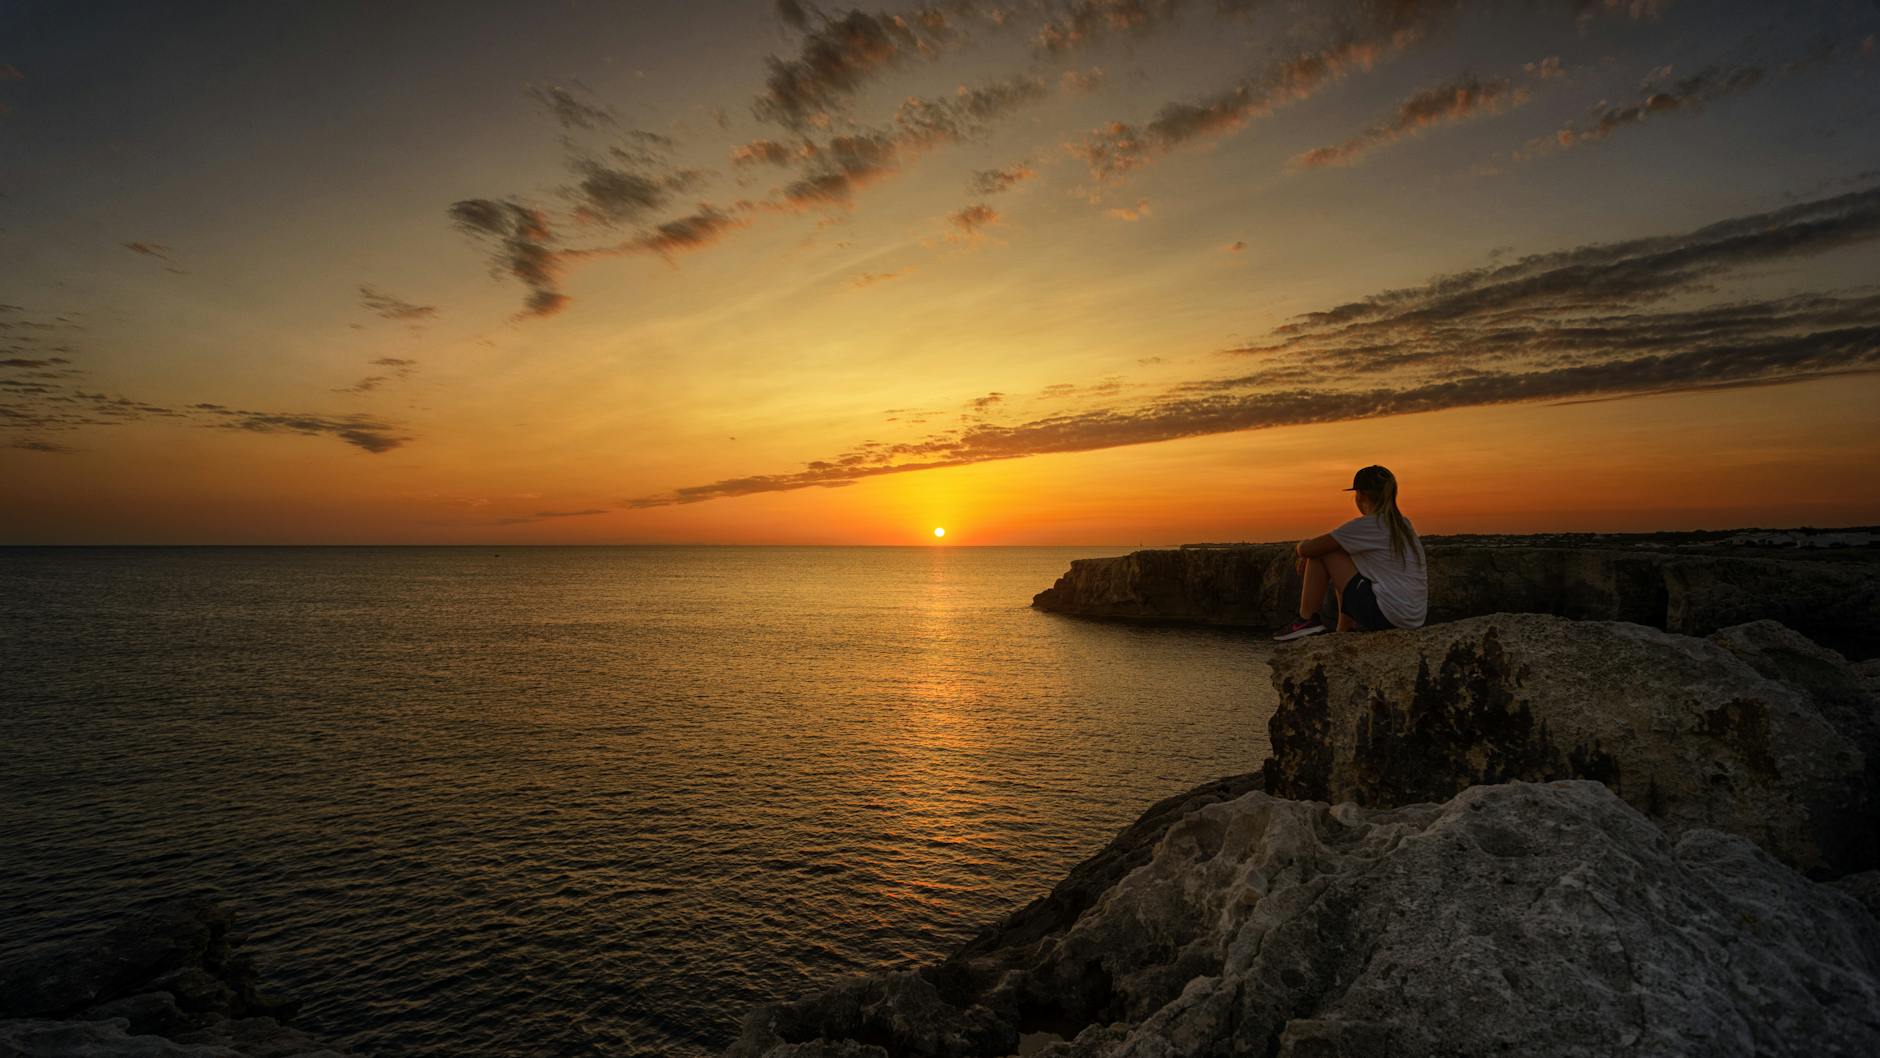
[0,546,1275,1058]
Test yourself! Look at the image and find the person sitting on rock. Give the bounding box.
[1273,464,1428,640]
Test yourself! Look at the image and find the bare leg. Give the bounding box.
[1297,556,1327,620]
[1322,550,1360,631]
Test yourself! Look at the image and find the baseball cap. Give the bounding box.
[1343,465,1393,492]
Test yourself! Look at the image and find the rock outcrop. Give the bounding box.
[1262,613,1876,875]
[0,899,350,1057]
[1031,543,1880,659]
[726,781,1880,1057]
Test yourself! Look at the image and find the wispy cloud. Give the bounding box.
[123,241,186,274]
[969,162,1036,195]
[851,268,911,288]
[626,186,1880,507]
[527,82,616,131]
[335,356,419,395]
[1292,74,1525,169]
[489,507,612,526]
[945,202,1001,242]
[359,286,438,322]
[1104,197,1150,220]
[1551,64,1764,149]
[1032,0,1183,56]
[753,6,965,130]
[448,198,568,317]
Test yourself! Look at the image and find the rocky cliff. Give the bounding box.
[1261,613,1878,876]
[1030,542,1880,659]
[726,780,1880,1057]
[0,899,350,1057]
[729,606,1880,1056]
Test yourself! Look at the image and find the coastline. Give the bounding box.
[6,529,1878,1056]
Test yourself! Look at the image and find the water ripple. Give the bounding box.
[0,546,1274,1058]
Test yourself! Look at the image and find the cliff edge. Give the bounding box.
[1030,539,1880,659]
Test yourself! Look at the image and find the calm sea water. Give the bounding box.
[0,547,1276,1057]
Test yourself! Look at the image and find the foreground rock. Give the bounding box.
[0,898,349,1057]
[1031,543,1880,659]
[1263,613,1876,875]
[727,781,1880,1057]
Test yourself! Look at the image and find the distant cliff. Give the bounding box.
[1031,538,1880,659]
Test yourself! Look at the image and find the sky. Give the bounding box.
[2,0,1878,545]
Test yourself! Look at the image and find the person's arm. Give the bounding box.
[1295,532,1342,559]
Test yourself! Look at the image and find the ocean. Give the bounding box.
[0,546,1277,1057]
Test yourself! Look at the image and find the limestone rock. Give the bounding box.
[0,900,345,1057]
[726,781,1880,1057]
[1262,613,1874,874]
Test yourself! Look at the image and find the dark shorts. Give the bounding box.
[1341,573,1395,632]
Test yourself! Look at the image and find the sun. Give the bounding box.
[932,527,946,539]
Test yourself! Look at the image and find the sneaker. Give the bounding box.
[1273,616,1328,642]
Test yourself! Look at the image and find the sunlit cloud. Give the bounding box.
[1551,64,1763,149]
[968,162,1036,194]
[1292,73,1526,169]
[627,185,1880,506]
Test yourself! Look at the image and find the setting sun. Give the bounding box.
[933,527,946,539]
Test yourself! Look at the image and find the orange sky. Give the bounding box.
[3,1,1879,543]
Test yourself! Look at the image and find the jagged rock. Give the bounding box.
[1836,872,1880,921]
[78,993,189,1038]
[727,781,1880,1057]
[0,1017,348,1057]
[1031,544,1880,659]
[1262,613,1875,875]
[0,900,344,1057]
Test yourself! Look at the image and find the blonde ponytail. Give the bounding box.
[1362,468,1421,563]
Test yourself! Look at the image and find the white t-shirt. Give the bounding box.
[1330,513,1428,629]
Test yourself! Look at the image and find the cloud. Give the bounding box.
[776,0,816,32]
[527,83,615,131]
[123,242,185,274]
[207,409,409,453]
[730,138,806,167]
[946,202,1001,241]
[852,269,910,288]
[11,438,77,454]
[1059,67,1107,93]
[569,162,669,224]
[335,356,419,395]
[1292,74,1524,169]
[489,507,612,526]
[1573,0,1673,27]
[448,198,569,317]
[771,75,1051,212]
[752,8,952,130]
[626,185,1880,507]
[1224,240,1246,252]
[1067,30,1402,182]
[1553,65,1763,148]
[628,203,755,257]
[358,286,438,321]
[1032,0,1183,56]
[1525,56,1565,80]
[1104,197,1150,220]
[969,162,1036,194]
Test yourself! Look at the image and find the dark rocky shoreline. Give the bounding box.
[0,898,351,1056]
